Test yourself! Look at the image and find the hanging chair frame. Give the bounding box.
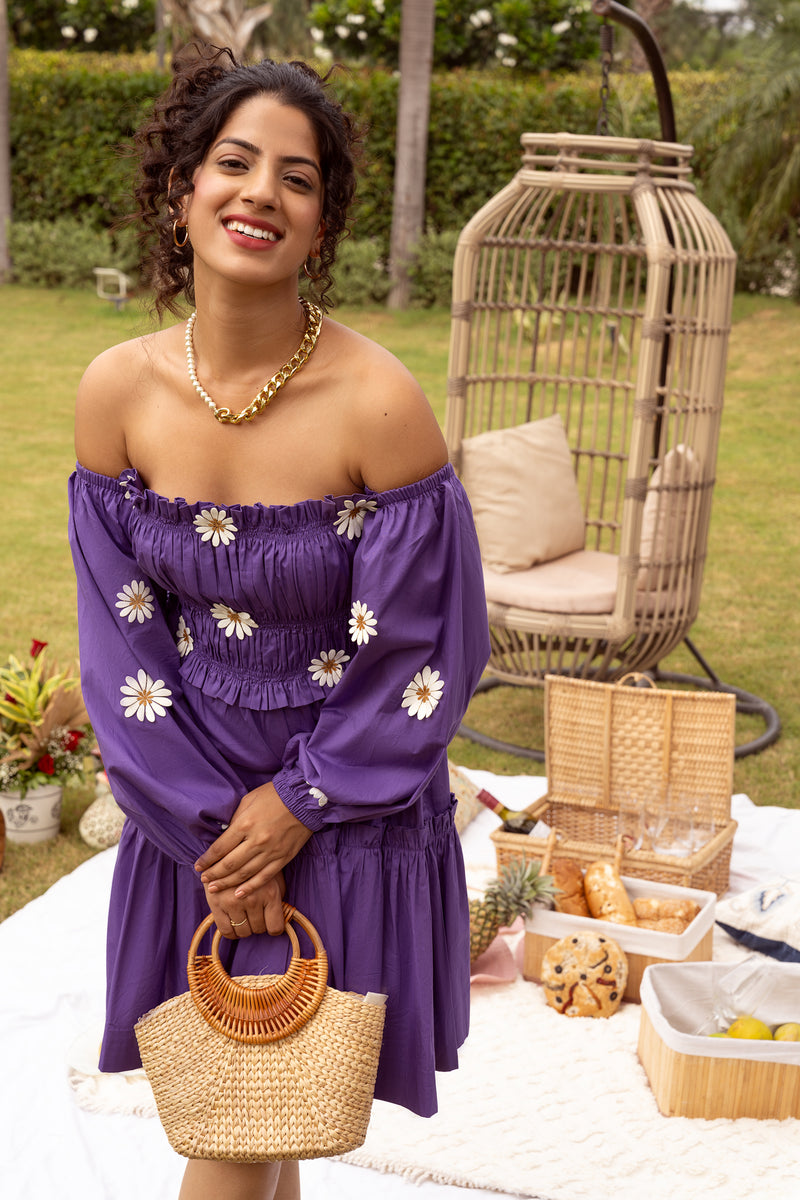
[450,3,780,759]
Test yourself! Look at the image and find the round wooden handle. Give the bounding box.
[187,903,329,1044]
[616,672,657,690]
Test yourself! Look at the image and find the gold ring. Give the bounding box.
[230,917,248,927]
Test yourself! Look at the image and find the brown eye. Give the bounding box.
[604,964,612,973]
[555,965,563,974]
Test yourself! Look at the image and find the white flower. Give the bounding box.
[122,0,139,8]
[552,19,571,34]
[115,580,155,624]
[357,29,368,40]
[347,11,366,22]
[83,27,98,41]
[401,666,444,720]
[210,603,258,640]
[349,601,377,645]
[334,497,378,539]
[309,786,329,808]
[61,25,77,38]
[374,0,385,12]
[119,473,135,499]
[497,32,518,45]
[308,649,350,687]
[310,26,324,42]
[335,24,350,37]
[120,670,173,723]
[176,616,193,657]
[501,56,517,67]
[193,506,238,547]
[469,8,492,27]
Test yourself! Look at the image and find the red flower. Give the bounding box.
[30,639,48,659]
[4,693,17,705]
[64,730,85,753]
[37,754,56,775]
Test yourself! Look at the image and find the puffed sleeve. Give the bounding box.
[271,466,490,830]
[68,465,242,866]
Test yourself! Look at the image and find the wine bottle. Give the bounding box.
[476,789,537,835]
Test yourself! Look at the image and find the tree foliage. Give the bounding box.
[309,0,599,73]
[692,0,800,295]
[8,0,156,52]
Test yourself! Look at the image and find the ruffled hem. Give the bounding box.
[179,649,326,712]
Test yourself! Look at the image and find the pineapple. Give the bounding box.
[469,858,558,965]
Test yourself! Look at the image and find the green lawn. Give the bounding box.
[0,285,797,919]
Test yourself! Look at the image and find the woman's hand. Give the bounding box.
[203,871,287,939]
[195,781,311,901]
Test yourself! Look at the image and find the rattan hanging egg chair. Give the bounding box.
[447,1,780,760]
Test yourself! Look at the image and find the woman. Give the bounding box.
[69,45,489,1200]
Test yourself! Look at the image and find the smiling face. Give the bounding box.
[183,93,325,294]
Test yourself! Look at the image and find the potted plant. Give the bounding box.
[0,640,92,845]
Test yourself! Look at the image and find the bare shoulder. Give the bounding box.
[325,320,448,492]
[74,333,162,477]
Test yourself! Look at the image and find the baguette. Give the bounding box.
[583,860,637,926]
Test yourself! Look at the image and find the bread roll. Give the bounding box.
[583,861,637,926]
[658,898,700,923]
[633,897,662,922]
[551,859,590,916]
[636,917,688,934]
[633,897,700,928]
[541,931,628,1017]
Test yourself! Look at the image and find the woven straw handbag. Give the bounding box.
[135,903,386,1162]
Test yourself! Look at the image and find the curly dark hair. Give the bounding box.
[133,44,361,316]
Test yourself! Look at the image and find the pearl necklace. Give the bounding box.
[185,298,323,425]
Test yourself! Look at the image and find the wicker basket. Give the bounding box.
[638,962,800,1119]
[492,674,737,895]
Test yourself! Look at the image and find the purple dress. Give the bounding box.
[68,461,489,1117]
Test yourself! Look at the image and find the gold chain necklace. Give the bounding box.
[185,298,323,425]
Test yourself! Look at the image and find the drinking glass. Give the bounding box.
[651,787,693,857]
[681,792,716,852]
[616,791,645,853]
[643,790,669,852]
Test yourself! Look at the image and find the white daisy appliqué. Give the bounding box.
[176,615,193,657]
[120,669,173,723]
[349,600,377,645]
[115,580,155,624]
[334,498,378,540]
[401,665,444,720]
[210,603,258,640]
[309,786,329,808]
[193,507,238,547]
[119,473,136,500]
[308,649,350,687]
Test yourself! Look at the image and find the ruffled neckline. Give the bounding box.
[73,460,455,520]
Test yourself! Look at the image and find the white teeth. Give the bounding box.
[225,220,278,242]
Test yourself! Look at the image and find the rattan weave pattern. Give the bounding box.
[135,907,386,1162]
[491,674,737,894]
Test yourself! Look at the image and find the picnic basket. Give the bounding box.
[491,674,737,895]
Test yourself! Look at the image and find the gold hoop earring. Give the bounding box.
[173,219,190,249]
[303,256,322,282]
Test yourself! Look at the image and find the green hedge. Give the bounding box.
[10,49,733,248]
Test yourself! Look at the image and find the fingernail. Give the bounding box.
[208,883,218,893]
[234,888,245,899]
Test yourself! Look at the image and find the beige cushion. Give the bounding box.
[460,414,585,573]
[484,550,619,614]
[637,445,702,590]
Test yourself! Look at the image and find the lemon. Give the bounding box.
[774,1023,800,1042]
[726,1016,773,1040]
